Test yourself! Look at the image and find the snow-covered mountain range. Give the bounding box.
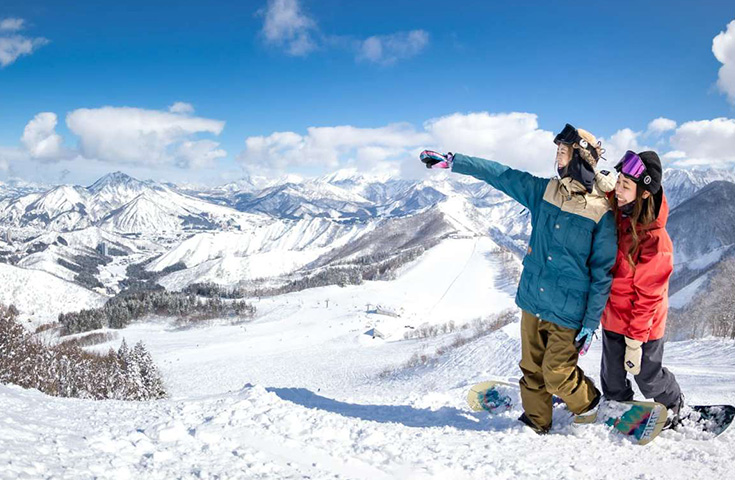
[663,168,735,209]
[0,166,732,320]
[0,172,262,233]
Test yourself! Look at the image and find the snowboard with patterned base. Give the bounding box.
[682,405,735,436]
[467,380,668,445]
[602,400,668,446]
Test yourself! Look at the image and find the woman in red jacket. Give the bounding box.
[600,150,684,428]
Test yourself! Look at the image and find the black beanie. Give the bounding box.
[637,151,662,194]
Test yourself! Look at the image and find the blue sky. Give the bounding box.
[1,0,735,185]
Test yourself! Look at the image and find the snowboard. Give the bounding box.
[679,405,735,436]
[466,380,566,413]
[601,400,668,446]
[467,380,668,445]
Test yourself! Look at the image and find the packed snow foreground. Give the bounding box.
[1,239,734,479]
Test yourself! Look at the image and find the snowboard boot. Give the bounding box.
[574,387,602,424]
[518,412,550,435]
[664,393,685,430]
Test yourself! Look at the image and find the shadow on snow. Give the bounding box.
[266,387,522,432]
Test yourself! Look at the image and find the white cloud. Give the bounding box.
[0,146,31,177]
[239,112,561,178]
[65,106,225,167]
[713,20,735,105]
[598,117,735,169]
[669,118,735,167]
[0,148,234,186]
[260,0,318,56]
[601,128,645,166]
[257,1,428,65]
[646,117,677,136]
[168,101,195,114]
[0,18,24,32]
[423,112,555,176]
[175,140,226,169]
[357,30,429,65]
[0,17,48,67]
[239,123,431,175]
[20,112,65,160]
[661,150,687,163]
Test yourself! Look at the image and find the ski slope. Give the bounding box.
[1,238,734,479]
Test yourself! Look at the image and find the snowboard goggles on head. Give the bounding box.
[553,123,582,146]
[615,150,647,180]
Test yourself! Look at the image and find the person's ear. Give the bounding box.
[641,190,651,199]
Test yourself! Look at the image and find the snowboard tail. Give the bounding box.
[603,401,667,446]
[467,380,515,413]
[466,380,564,413]
[683,405,735,436]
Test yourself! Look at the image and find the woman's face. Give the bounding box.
[615,173,638,207]
[615,174,648,206]
[556,143,572,168]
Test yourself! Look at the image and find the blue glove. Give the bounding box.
[574,327,595,356]
[420,150,453,169]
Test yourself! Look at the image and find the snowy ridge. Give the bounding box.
[153,224,376,290]
[0,178,48,201]
[149,217,372,272]
[237,181,374,220]
[97,186,265,234]
[0,262,106,326]
[3,227,159,293]
[668,181,735,298]
[87,171,160,217]
[663,168,735,209]
[30,226,156,253]
[1,167,728,239]
[0,172,266,234]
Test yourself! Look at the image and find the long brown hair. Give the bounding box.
[611,187,656,269]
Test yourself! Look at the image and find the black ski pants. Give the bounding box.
[601,329,681,409]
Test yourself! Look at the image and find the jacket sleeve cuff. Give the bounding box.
[582,316,600,331]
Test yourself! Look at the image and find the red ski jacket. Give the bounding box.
[601,193,674,342]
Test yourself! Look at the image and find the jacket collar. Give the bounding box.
[559,176,608,199]
[559,177,588,196]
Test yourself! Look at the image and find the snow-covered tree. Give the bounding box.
[1,306,168,401]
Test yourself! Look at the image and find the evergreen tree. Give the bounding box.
[133,341,167,400]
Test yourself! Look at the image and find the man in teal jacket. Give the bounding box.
[421,124,617,433]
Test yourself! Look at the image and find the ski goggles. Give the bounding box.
[553,123,581,146]
[554,123,600,161]
[615,151,647,180]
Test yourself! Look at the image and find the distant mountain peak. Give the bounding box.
[316,168,392,185]
[87,171,145,192]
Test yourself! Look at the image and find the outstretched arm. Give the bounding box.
[449,153,548,212]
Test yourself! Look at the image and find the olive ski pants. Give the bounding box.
[519,310,599,431]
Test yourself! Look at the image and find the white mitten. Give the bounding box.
[624,337,643,375]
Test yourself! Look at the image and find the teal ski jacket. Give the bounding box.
[452,153,617,332]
